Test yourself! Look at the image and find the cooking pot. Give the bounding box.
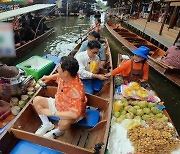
[0,67,34,101]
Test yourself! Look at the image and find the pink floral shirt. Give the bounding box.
[162,46,180,68]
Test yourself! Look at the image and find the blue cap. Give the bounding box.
[131,46,150,59]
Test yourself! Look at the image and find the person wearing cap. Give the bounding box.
[161,38,180,68]
[105,46,150,83]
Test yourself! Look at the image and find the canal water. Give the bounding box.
[14,14,180,134]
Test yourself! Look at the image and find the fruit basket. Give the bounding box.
[0,100,12,120]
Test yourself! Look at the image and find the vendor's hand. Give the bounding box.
[41,75,51,83]
[105,72,111,77]
[139,79,146,83]
[97,74,108,80]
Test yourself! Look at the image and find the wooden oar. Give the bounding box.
[75,24,99,44]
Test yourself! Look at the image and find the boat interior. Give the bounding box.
[0,86,111,154]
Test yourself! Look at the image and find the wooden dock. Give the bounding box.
[124,18,179,49]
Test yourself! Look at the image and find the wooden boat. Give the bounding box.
[15,28,55,57]
[1,27,55,65]
[0,86,111,154]
[0,4,56,64]
[117,54,176,127]
[105,22,180,88]
[0,37,113,153]
[45,16,61,24]
[106,54,179,153]
[0,55,59,136]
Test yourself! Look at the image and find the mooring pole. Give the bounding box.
[159,2,170,35]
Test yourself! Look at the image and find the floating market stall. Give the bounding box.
[107,54,180,153]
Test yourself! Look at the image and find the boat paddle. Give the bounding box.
[74,24,99,44]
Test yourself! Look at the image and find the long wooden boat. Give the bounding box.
[117,54,176,127]
[45,16,61,24]
[0,37,113,154]
[16,28,55,55]
[105,22,180,88]
[0,86,112,154]
[106,54,179,153]
[0,28,55,65]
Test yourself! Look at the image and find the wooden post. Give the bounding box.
[159,2,170,35]
[147,2,154,22]
[168,6,178,29]
[174,31,180,45]
[66,0,69,16]
[130,0,134,15]
[137,2,141,19]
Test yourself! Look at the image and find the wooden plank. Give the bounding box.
[78,131,89,148]
[86,94,109,111]
[71,128,84,146]
[58,127,77,144]
[0,114,15,128]
[88,120,107,132]
[11,128,94,154]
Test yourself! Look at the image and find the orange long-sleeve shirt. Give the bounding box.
[111,60,149,80]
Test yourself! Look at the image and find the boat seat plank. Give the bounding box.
[78,131,89,148]
[71,129,84,146]
[56,128,76,144]
[84,130,100,150]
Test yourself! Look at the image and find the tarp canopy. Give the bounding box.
[0,0,33,2]
[0,4,55,21]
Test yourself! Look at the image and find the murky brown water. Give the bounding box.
[13,14,180,134]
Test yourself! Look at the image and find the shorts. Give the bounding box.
[47,97,57,115]
[46,97,83,122]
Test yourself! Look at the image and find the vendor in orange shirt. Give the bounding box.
[106,46,150,84]
[33,56,87,139]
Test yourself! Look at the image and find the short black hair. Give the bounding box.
[60,56,79,77]
[89,31,100,40]
[97,18,101,23]
[87,40,101,49]
[22,22,29,27]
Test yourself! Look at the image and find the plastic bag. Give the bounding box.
[89,61,98,73]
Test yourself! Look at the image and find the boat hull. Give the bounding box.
[0,37,113,154]
[1,28,55,65]
[105,22,180,87]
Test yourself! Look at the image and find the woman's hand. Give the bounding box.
[97,74,108,80]
[105,72,111,77]
[93,74,108,80]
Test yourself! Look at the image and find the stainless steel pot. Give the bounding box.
[0,68,34,100]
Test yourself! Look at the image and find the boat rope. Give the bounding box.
[34,5,57,38]
[94,142,104,154]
